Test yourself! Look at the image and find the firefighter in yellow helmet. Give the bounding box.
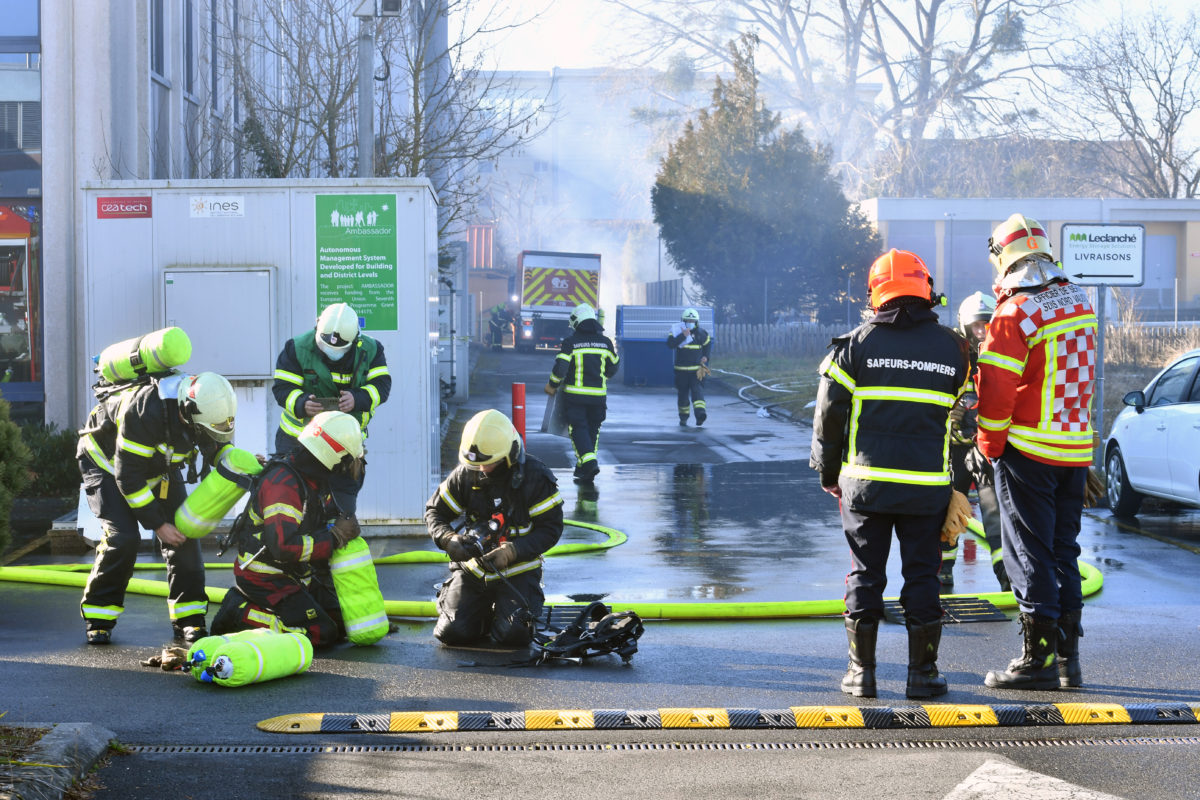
[425,410,564,646]
[211,411,364,648]
[78,371,237,645]
[810,249,969,699]
[938,291,1010,592]
[271,302,390,515]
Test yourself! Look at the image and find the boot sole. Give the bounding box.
[984,673,1059,690]
[840,686,877,698]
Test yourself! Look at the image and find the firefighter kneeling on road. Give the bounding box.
[940,291,1010,591]
[426,409,564,647]
[79,371,237,646]
[211,411,364,649]
[810,249,970,699]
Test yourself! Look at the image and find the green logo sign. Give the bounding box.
[315,194,398,331]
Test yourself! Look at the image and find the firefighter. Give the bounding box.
[977,214,1097,690]
[939,291,1010,591]
[544,302,620,485]
[488,303,512,350]
[78,371,237,645]
[811,249,970,699]
[271,302,390,515]
[667,308,713,427]
[211,411,364,649]
[426,409,564,647]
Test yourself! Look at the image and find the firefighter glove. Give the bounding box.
[544,383,557,395]
[940,490,973,546]
[697,364,712,382]
[442,534,473,563]
[948,400,966,428]
[484,541,518,570]
[330,514,361,549]
[1084,467,1105,508]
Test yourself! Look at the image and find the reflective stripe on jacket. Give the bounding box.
[976,280,1097,466]
[810,305,970,514]
[272,331,389,439]
[549,320,619,403]
[667,327,713,370]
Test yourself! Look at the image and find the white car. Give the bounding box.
[1105,348,1200,517]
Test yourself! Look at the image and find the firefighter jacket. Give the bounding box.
[950,346,981,447]
[667,326,713,370]
[76,374,199,531]
[976,279,1097,466]
[272,330,391,441]
[233,455,338,585]
[810,304,970,514]
[425,455,564,583]
[548,318,619,405]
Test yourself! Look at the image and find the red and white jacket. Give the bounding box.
[976,279,1097,466]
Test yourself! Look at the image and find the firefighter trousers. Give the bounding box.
[674,369,706,422]
[434,567,544,647]
[564,398,605,477]
[79,466,206,632]
[841,504,943,625]
[992,445,1086,619]
[218,566,345,648]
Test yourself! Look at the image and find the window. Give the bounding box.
[151,0,166,78]
[0,101,39,152]
[1149,356,1198,406]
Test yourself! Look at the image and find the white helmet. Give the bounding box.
[569,303,596,329]
[957,291,996,338]
[297,411,364,470]
[182,372,237,443]
[458,409,523,471]
[682,308,699,323]
[315,303,360,359]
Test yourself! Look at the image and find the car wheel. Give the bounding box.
[1106,445,1143,518]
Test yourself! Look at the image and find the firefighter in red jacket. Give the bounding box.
[977,214,1097,690]
[211,411,364,648]
[811,249,969,699]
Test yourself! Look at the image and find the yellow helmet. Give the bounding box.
[297,411,364,470]
[681,308,700,323]
[315,302,360,359]
[988,213,1053,275]
[458,409,523,470]
[182,372,237,443]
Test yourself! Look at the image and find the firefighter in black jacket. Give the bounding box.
[545,303,619,484]
[426,409,564,647]
[811,249,969,699]
[78,371,237,645]
[667,308,713,426]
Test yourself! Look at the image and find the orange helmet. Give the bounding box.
[868,249,933,309]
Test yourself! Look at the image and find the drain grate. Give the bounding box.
[127,735,1200,755]
[883,596,1009,624]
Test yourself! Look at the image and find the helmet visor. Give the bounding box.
[199,416,235,443]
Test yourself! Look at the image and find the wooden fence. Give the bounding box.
[715,324,844,356]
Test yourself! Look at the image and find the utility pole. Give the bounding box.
[353,0,402,178]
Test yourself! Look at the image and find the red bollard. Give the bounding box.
[511,382,526,442]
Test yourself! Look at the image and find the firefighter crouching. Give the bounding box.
[545,302,620,485]
[977,214,1097,690]
[941,291,1010,591]
[211,411,364,648]
[78,371,237,645]
[426,409,564,647]
[810,249,969,699]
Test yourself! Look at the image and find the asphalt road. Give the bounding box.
[3,346,1200,799]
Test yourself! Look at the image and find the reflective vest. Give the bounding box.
[976,280,1097,466]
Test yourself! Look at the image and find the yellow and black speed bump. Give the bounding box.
[258,702,1200,734]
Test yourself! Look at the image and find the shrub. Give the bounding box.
[18,422,80,498]
[0,394,31,555]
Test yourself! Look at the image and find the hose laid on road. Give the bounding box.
[0,518,1102,620]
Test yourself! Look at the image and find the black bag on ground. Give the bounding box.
[532,601,644,665]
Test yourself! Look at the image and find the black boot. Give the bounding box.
[840,617,878,698]
[1057,609,1083,688]
[905,619,948,699]
[985,612,1059,690]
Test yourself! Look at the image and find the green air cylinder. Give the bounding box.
[176,446,264,538]
[98,326,192,383]
[330,537,389,646]
[194,630,314,687]
[187,628,276,679]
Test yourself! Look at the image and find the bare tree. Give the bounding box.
[597,0,1075,197]
[225,0,552,239]
[1050,8,1200,198]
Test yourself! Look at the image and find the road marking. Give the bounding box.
[942,758,1127,799]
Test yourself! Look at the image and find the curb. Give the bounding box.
[7,722,115,800]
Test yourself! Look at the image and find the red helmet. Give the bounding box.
[868,249,932,309]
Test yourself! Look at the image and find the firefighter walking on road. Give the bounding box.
[667,308,713,427]
[811,249,969,699]
[940,291,1010,591]
[545,303,619,485]
[78,371,238,645]
[977,214,1097,691]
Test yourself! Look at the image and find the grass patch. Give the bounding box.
[1,723,50,795]
[713,354,825,420]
